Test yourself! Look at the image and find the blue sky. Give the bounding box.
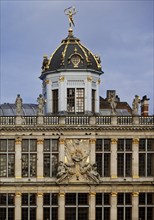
[0,0,154,114]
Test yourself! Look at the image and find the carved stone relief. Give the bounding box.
[56,139,101,184]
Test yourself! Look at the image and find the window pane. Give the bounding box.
[43,194,50,205]
[96,193,102,205]
[52,140,58,152]
[65,193,76,205]
[0,155,7,177]
[8,208,14,220]
[52,154,58,177]
[52,207,58,220]
[8,140,15,152]
[44,140,50,152]
[30,154,37,177]
[126,154,132,177]
[78,207,88,220]
[147,193,154,205]
[8,155,15,177]
[126,139,132,151]
[30,194,36,205]
[22,194,28,205]
[43,207,50,220]
[96,154,102,176]
[104,207,110,220]
[104,193,110,205]
[52,194,58,205]
[44,154,50,177]
[30,140,37,152]
[65,207,76,220]
[104,153,110,177]
[8,194,15,205]
[30,207,36,220]
[104,139,111,151]
[96,207,102,220]
[76,89,84,113]
[0,208,6,220]
[78,193,88,205]
[0,140,7,152]
[147,139,154,151]
[117,154,124,177]
[139,207,145,220]
[147,153,154,176]
[22,154,28,177]
[118,193,124,205]
[125,193,131,205]
[53,89,58,114]
[0,194,6,205]
[139,193,145,205]
[125,207,132,220]
[67,89,75,113]
[22,208,28,220]
[22,140,29,152]
[118,139,124,151]
[139,154,145,176]
[96,140,102,151]
[147,207,153,220]
[117,207,124,220]
[139,139,146,151]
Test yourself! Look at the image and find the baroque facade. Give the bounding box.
[0,8,154,220]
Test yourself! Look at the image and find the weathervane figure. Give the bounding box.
[64,6,78,29]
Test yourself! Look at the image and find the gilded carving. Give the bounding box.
[89,138,96,144]
[111,192,117,197]
[111,139,117,144]
[98,79,101,84]
[16,192,21,196]
[59,138,65,144]
[132,192,139,197]
[59,76,65,82]
[87,76,93,82]
[37,139,44,144]
[15,137,22,144]
[133,138,139,144]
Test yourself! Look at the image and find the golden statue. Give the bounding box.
[64,6,78,29]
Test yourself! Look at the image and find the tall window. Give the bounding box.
[117,193,132,220]
[0,139,15,177]
[22,193,36,220]
[43,139,59,177]
[52,89,58,113]
[117,139,132,177]
[139,193,154,220]
[43,193,58,220]
[0,193,15,220]
[92,89,95,113]
[22,139,37,177]
[65,193,89,220]
[67,88,84,113]
[139,139,154,177]
[96,193,110,220]
[96,139,111,177]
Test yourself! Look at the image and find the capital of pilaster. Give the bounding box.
[111,139,117,144]
[132,138,139,144]
[132,192,139,197]
[59,192,65,197]
[89,138,96,144]
[15,138,22,144]
[37,139,44,144]
[111,192,117,197]
[59,138,65,144]
[15,192,22,197]
[37,192,43,197]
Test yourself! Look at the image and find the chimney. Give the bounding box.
[141,95,150,116]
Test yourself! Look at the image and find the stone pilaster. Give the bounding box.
[37,193,43,220]
[89,138,96,164]
[132,139,139,179]
[15,138,22,179]
[89,192,96,220]
[110,192,117,220]
[37,139,44,178]
[111,139,117,179]
[132,192,139,220]
[59,192,65,220]
[59,138,65,162]
[15,192,21,220]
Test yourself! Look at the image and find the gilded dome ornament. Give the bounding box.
[64,6,78,30]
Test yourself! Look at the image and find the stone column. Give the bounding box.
[15,138,22,179]
[59,138,65,162]
[15,192,21,220]
[59,192,65,220]
[110,192,117,220]
[132,192,139,220]
[89,139,96,164]
[37,193,43,220]
[37,139,44,179]
[132,139,139,179]
[111,139,117,179]
[89,192,95,220]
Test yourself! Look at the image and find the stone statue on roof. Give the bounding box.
[64,6,78,29]
[108,93,117,115]
[37,94,45,116]
[132,95,140,115]
[15,94,23,116]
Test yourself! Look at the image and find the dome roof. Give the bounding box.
[0,103,37,116]
[40,29,103,79]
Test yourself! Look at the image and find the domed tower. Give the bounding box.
[40,8,104,115]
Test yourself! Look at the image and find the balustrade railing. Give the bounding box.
[0,116,153,126]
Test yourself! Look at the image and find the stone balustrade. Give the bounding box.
[0,115,153,126]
